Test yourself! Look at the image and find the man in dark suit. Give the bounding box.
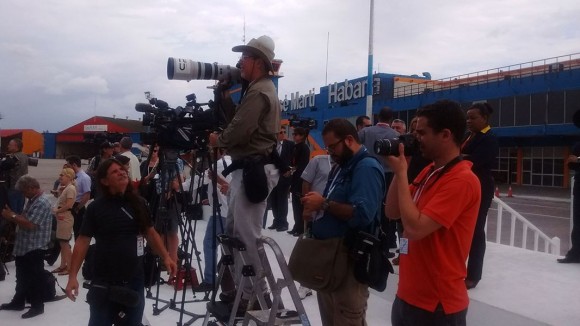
[288,127,311,236]
[265,127,294,231]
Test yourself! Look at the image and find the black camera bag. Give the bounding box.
[242,155,269,203]
[351,229,394,292]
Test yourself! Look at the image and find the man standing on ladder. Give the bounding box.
[209,35,281,314]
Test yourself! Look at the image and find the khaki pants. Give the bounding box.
[316,259,369,326]
[226,164,279,298]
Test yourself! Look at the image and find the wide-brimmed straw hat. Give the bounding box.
[232,35,275,72]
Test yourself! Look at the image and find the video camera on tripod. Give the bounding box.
[135,93,219,152]
[83,132,125,146]
[288,114,317,130]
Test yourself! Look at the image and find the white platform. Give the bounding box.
[1,217,579,325]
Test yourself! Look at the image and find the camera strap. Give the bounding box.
[412,156,462,203]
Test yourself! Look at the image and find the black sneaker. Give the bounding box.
[22,306,44,319]
[0,302,25,311]
[219,290,236,303]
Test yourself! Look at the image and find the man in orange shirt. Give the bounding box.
[385,100,481,325]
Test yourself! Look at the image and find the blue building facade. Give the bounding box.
[280,53,580,188]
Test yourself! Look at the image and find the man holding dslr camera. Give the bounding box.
[208,35,280,312]
[384,100,480,325]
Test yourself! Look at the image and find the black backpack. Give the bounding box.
[35,270,66,303]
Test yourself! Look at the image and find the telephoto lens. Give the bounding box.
[167,58,241,83]
[374,138,400,156]
[374,134,419,157]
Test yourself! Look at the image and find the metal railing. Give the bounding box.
[393,52,580,98]
[487,197,560,255]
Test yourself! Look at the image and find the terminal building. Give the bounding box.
[281,53,580,188]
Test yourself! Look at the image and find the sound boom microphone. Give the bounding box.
[135,103,155,113]
[167,58,241,83]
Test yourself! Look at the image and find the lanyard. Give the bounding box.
[412,166,444,203]
[412,156,462,203]
[325,167,342,198]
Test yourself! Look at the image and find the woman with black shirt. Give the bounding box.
[65,158,176,325]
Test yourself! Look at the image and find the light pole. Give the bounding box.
[366,0,374,119]
[0,113,3,151]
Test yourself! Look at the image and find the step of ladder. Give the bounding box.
[245,308,304,325]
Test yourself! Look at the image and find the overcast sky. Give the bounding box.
[1,0,579,133]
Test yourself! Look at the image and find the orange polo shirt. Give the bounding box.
[397,160,481,314]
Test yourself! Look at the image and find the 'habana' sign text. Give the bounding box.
[328,79,367,104]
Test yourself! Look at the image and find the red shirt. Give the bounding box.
[397,160,481,314]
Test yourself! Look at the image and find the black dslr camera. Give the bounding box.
[374,134,419,157]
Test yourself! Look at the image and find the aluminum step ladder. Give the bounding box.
[242,236,310,326]
[202,234,310,326]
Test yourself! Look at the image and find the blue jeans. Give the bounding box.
[87,277,145,326]
[203,215,225,284]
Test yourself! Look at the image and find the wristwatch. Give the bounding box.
[321,198,331,211]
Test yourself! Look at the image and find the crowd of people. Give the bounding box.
[0,33,575,326]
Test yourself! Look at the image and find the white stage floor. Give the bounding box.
[1,213,579,325]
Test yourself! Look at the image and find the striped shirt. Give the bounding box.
[13,194,53,256]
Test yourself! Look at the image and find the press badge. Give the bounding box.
[399,238,409,255]
[137,236,144,256]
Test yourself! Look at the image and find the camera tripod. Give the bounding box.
[143,147,210,325]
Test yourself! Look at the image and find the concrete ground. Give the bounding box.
[0,159,577,325]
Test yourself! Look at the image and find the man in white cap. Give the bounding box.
[209,35,280,313]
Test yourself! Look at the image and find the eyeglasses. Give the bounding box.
[279,131,286,134]
[325,138,344,152]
